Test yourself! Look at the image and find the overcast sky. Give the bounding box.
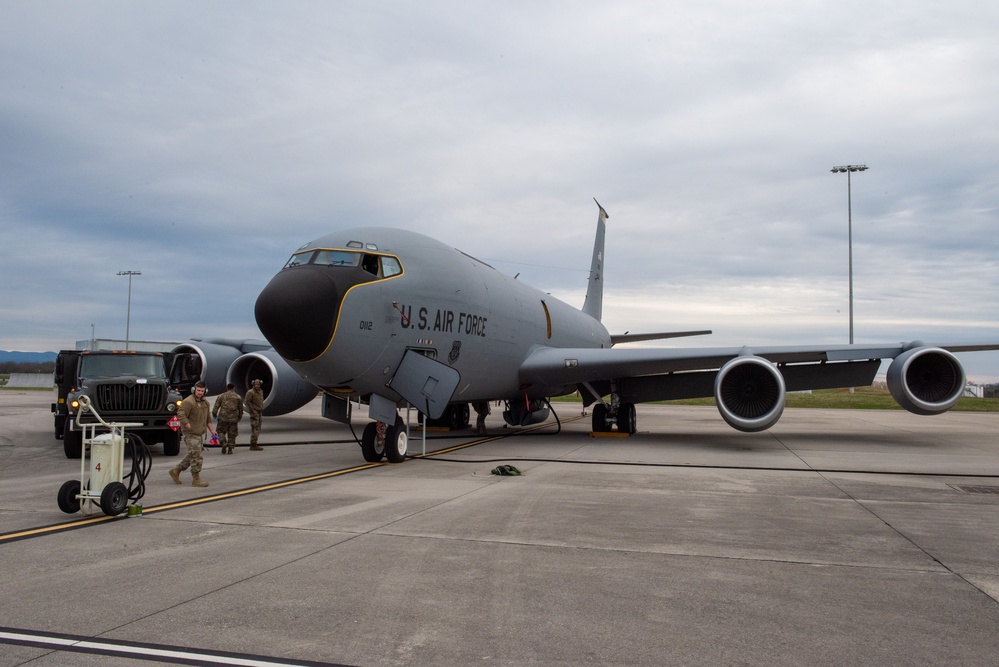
[2,1,997,381]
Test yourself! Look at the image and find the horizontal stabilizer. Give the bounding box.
[611,330,712,345]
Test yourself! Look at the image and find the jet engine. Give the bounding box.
[714,355,786,432]
[227,348,319,416]
[886,346,965,416]
[170,341,243,394]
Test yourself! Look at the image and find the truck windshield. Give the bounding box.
[79,355,166,379]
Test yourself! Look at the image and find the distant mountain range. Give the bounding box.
[0,350,58,363]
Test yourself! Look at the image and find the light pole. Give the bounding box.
[117,270,141,350]
[830,165,868,346]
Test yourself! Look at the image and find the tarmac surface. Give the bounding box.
[1,389,998,666]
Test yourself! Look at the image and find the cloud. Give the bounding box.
[1,1,996,380]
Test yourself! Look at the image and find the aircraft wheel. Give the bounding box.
[162,430,181,456]
[100,482,129,516]
[591,404,609,432]
[360,422,385,462]
[385,418,408,463]
[63,421,83,459]
[617,403,637,434]
[57,480,81,514]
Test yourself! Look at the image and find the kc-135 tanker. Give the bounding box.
[172,202,999,463]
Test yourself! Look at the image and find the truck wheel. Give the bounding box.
[57,480,81,514]
[63,422,83,459]
[162,430,181,456]
[100,482,129,516]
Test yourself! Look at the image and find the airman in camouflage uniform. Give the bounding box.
[169,381,216,487]
[245,378,265,451]
[212,383,244,454]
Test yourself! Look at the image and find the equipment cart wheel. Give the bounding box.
[57,480,82,514]
[385,417,408,463]
[100,482,129,516]
[360,422,385,462]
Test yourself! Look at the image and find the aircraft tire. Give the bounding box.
[591,404,609,432]
[454,403,470,430]
[385,418,408,463]
[63,421,83,459]
[100,482,129,516]
[360,422,384,462]
[57,480,81,514]
[617,403,637,434]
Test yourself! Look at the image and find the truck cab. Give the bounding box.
[52,350,196,458]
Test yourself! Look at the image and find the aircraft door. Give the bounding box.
[387,349,461,419]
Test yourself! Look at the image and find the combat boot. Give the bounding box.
[250,444,263,451]
[169,467,182,484]
[191,473,209,488]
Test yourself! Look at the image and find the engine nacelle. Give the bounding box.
[886,346,965,416]
[228,349,318,416]
[170,341,243,394]
[714,355,786,432]
[503,398,551,427]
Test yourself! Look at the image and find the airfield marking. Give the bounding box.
[0,625,348,666]
[0,461,383,544]
[0,419,579,544]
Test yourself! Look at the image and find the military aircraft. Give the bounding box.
[175,202,999,464]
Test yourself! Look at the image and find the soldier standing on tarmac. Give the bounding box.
[212,383,244,454]
[245,378,265,451]
[170,381,217,487]
[473,401,491,435]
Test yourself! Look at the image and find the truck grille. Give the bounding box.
[93,382,166,412]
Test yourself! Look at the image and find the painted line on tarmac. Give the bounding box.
[409,414,586,458]
[0,625,350,666]
[0,461,383,544]
[0,416,579,545]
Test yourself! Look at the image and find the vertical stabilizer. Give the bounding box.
[582,199,608,321]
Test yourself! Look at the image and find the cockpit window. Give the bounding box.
[283,252,313,269]
[282,248,403,278]
[314,250,360,267]
[382,257,402,277]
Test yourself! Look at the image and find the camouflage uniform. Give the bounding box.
[473,401,491,435]
[175,391,212,477]
[245,381,264,450]
[212,388,244,454]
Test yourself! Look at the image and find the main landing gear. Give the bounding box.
[360,416,408,463]
[591,400,637,434]
[585,381,637,435]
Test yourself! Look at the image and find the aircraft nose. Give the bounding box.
[255,268,341,362]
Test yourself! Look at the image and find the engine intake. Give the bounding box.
[714,355,786,432]
[228,349,318,416]
[887,346,965,415]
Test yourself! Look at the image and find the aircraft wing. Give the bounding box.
[519,341,999,389]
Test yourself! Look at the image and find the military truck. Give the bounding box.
[52,349,196,458]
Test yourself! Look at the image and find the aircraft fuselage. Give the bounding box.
[255,227,611,406]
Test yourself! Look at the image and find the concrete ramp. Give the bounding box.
[4,373,53,388]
